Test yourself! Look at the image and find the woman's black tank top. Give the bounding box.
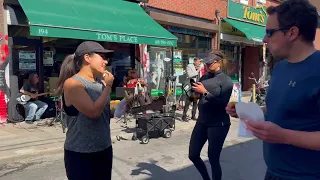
[62,94,79,116]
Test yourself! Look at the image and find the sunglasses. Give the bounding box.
[266,27,292,38]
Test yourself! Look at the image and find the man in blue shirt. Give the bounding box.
[226,0,320,179]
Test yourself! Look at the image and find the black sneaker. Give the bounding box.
[191,117,197,121]
[25,120,34,124]
[181,117,189,122]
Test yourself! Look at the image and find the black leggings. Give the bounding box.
[64,146,113,180]
[189,122,230,180]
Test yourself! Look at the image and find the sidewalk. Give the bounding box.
[0,96,251,163]
[0,111,196,163]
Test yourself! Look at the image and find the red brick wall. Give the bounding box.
[148,0,281,20]
[148,0,227,20]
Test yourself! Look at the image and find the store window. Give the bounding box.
[147,46,173,93]
[220,44,239,82]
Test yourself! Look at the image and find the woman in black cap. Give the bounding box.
[188,49,233,180]
[56,41,115,180]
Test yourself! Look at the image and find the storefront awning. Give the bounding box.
[18,0,178,47]
[223,18,265,43]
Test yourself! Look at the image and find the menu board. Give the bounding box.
[19,51,36,70]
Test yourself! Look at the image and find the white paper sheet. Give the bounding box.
[235,102,265,138]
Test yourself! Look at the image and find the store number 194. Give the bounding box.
[38,28,48,35]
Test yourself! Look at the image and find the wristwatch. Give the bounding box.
[203,91,209,97]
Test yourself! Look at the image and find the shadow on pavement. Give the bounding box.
[130,138,266,180]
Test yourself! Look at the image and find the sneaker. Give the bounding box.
[181,117,189,122]
[191,117,197,121]
[25,120,34,124]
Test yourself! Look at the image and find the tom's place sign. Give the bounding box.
[228,0,267,26]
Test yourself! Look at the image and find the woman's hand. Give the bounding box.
[192,82,207,94]
[103,71,114,86]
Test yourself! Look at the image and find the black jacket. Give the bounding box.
[197,70,233,126]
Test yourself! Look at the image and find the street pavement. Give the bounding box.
[0,95,262,179]
[0,120,266,180]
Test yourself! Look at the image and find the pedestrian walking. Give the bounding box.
[182,57,202,122]
[56,41,115,180]
[189,50,233,180]
[226,0,320,179]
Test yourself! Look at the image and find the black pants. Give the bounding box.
[264,171,286,180]
[189,122,230,180]
[183,97,198,119]
[64,146,113,180]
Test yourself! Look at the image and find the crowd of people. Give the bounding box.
[17,0,320,179]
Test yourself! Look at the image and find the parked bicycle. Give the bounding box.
[248,72,269,106]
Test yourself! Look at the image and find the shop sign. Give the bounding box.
[227,0,267,26]
[31,26,177,47]
[165,26,213,38]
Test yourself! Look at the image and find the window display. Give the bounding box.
[148,47,173,92]
[220,44,239,82]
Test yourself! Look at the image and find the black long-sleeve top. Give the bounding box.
[197,70,234,126]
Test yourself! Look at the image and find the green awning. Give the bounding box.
[223,18,265,43]
[18,0,177,47]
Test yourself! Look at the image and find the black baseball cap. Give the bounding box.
[75,41,114,58]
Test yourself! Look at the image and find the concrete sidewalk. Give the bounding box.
[0,96,251,163]
[0,111,196,163]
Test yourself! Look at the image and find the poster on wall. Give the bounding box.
[173,51,183,76]
[43,51,53,66]
[150,50,165,90]
[19,51,36,70]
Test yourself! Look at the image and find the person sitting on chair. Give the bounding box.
[123,69,151,106]
[20,73,49,123]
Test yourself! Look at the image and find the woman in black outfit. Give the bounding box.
[189,50,233,180]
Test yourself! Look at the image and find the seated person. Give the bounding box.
[123,69,151,106]
[20,73,49,123]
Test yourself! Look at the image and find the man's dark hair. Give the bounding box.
[194,57,200,61]
[267,0,318,42]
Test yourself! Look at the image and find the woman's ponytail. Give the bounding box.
[55,54,77,96]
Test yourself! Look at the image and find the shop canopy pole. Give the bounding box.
[238,43,243,102]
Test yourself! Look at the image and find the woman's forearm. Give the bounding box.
[91,86,111,118]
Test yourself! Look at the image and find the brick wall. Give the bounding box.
[148,0,281,22]
[148,0,227,20]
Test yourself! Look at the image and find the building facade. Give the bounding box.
[0,0,178,123]
[146,0,221,89]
